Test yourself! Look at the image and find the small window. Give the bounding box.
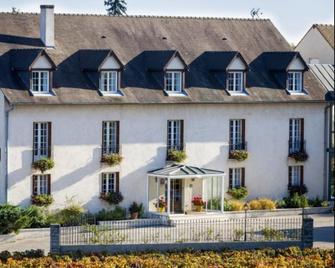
[167,120,184,150]
[32,175,50,195]
[101,173,117,193]
[227,71,244,92]
[31,71,50,93]
[165,71,182,92]
[33,122,51,161]
[102,121,119,154]
[287,72,303,92]
[100,71,118,93]
[229,119,246,151]
[289,118,304,154]
[289,166,303,187]
[229,168,245,189]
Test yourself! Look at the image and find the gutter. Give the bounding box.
[324,103,333,200]
[4,102,14,203]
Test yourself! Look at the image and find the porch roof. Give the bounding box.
[147,164,225,179]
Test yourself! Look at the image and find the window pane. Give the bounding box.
[168,120,182,149]
[227,72,243,92]
[174,72,182,92]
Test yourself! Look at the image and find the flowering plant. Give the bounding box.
[192,196,205,206]
[155,197,167,208]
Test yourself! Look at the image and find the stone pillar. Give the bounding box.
[50,224,60,254]
[302,217,313,249]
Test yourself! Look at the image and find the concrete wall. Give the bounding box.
[296,27,334,64]
[0,91,6,203]
[7,103,326,212]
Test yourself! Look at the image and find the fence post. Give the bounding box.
[302,217,313,249]
[50,224,61,254]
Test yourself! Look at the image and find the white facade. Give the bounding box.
[296,27,334,65]
[5,102,326,212]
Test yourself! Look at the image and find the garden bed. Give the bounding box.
[0,247,333,267]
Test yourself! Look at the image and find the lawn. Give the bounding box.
[0,247,333,268]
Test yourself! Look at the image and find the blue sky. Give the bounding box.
[1,0,333,44]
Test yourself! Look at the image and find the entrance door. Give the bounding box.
[166,179,183,213]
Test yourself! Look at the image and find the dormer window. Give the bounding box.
[100,71,119,94]
[287,71,303,93]
[227,71,244,92]
[31,70,50,93]
[165,71,182,92]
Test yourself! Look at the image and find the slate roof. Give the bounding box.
[148,164,225,178]
[0,12,327,105]
[309,64,334,92]
[315,24,334,49]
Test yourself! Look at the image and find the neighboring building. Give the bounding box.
[296,24,334,200]
[295,24,334,65]
[0,6,329,213]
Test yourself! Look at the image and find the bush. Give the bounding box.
[31,194,54,207]
[283,193,309,208]
[100,192,124,205]
[52,202,85,226]
[32,158,54,173]
[308,196,323,207]
[224,199,232,211]
[229,200,244,211]
[249,200,262,210]
[167,149,187,163]
[228,187,248,200]
[128,202,143,216]
[0,205,30,234]
[261,227,284,241]
[321,201,329,207]
[289,184,308,197]
[258,198,276,210]
[208,198,221,210]
[23,206,50,228]
[101,153,123,166]
[289,151,309,162]
[95,207,126,221]
[229,150,248,161]
[12,249,44,260]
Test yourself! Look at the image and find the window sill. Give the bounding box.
[227,90,248,96]
[286,88,308,96]
[164,90,188,97]
[99,91,124,97]
[31,92,54,97]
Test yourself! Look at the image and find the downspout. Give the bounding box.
[5,102,14,203]
[324,104,332,201]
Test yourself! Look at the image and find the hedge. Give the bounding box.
[0,248,333,268]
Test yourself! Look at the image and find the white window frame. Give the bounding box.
[31,70,50,94]
[289,166,302,186]
[167,120,182,150]
[33,122,49,160]
[33,175,50,195]
[102,121,118,154]
[165,71,183,93]
[230,119,243,150]
[227,71,244,92]
[100,71,119,94]
[289,119,302,152]
[101,173,116,193]
[231,168,242,188]
[287,71,303,93]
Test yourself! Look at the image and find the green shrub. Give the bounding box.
[208,198,221,210]
[0,251,11,262]
[31,194,54,207]
[100,192,124,205]
[229,150,248,161]
[283,193,309,208]
[32,158,54,173]
[95,207,126,221]
[321,201,329,207]
[289,184,308,197]
[228,187,248,200]
[229,200,244,211]
[167,149,187,163]
[23,206,50,228]
[101,153,123,166]
[52,202,85,226]
[275,199,287,209]
[308,196,323,207]
[261,227,284,241]
[128,202,144,218]
[224,199,232,211]
[12,249,44,260]
[0,205,30,234]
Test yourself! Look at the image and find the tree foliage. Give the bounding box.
[104,0,127,16]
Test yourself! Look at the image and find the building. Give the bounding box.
[0,6,329,213]
[296,24,334,200]
[295,24,334,65]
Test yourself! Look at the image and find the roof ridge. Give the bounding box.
[313,23,334,27]
[0,11,270,21]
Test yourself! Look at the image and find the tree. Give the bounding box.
[105,0,127,16]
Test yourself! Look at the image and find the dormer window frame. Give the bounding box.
[164,70,184,94]
[287,71,304,94]
[227,70,245,93]
[99,69,120,95]
[30,69,52,96]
